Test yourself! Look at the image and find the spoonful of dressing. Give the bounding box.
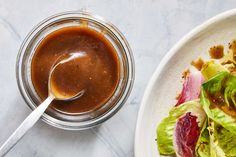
[49,52,87,100]
[0,52,86,156]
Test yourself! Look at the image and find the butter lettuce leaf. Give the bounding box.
[201,72,236,134]
[195,120,210,157]
[208,119,226,157]
[196,118,236,157]
[156,100,206,155]
[216,125,236,156]
[208,119,236,157]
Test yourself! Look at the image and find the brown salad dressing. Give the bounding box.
[31,26,120,114]
[208,94,236,119]
[206,76,236,119]
[203,41,236,119]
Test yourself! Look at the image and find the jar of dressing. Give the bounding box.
[16,12,135,130]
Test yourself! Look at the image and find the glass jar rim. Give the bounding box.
[16,11,135,130]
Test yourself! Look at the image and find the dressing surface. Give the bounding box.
[32,26,119,114]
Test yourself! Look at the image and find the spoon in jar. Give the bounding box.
[0,53,85,157]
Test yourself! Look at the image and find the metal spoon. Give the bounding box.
[0,54,84,157]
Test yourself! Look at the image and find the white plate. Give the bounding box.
[134,9,236,157]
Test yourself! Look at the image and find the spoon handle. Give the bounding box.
[0,96,54,157]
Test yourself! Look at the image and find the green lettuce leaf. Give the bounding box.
[208,119,236,157]
[208,119,226,157]
[196,118,236,157]
[156,100,206,155]
[215,124,236,156]
[195,119,210,157]
[201,72,236,134]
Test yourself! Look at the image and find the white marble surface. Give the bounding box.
[0,0,236,156]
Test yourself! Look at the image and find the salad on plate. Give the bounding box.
[156,39,236,157]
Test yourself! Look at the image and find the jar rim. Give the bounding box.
[16,11,135,130]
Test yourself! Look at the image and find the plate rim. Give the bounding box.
[134,8,236,156]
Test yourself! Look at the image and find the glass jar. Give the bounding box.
[16,12,135,130]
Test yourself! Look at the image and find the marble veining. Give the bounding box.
[0,17,21,40]
[0,0,236,156]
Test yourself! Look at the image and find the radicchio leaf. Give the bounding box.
[176,72,204,106]
[174,112,200,157]
[157,100,206,155]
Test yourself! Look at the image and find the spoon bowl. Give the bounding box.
[48,52,87,101]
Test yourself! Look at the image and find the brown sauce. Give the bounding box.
[49,53,90,99]
[31,26,120,114]
[206,76,236,119]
